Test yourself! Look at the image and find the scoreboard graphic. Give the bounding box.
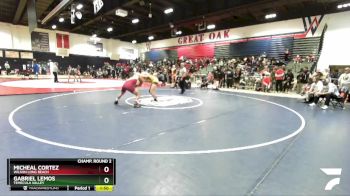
[7,158,116,191]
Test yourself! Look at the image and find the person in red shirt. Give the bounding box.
[262,73,272,92]
[275,65,285,92]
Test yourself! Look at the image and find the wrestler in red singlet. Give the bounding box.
[114,77,142,107]
[122,79,138,93]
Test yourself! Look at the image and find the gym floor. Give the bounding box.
[0,80,349,195]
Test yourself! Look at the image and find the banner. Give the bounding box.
[20,52,34,59]
[56,33,70,49]
[5,51,20,58]
[31,32,50,52]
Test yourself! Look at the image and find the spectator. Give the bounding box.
[262,73,271,92]
[33,60,40,79]
[338,67,350,103]
[207,71,214,84]
[305,77,323,104]
[311,80,340,110]
[226,67,234,88]
[219,67,225,88]
[52,62,59,83]
[296,68,304,94]
[213,66,220,90]
[275,65,285,92]
[294,55,301,64]
[284,49,290,62]
[4,61,10,75]
[311,69,323,80]
[76,65,82,82]
[283,69,294,92]
[233,67,241,89]
[171,65,177,87]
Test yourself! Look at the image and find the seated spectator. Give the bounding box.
[96,68,103,78]
[207,71,214,84]
[310,80,341,110]
[200,75,209,89]
[338,67,350,103]
[255,77,262,91]
[304,77,323,103]
[311,69,323,80]
[294,55,301,64]
[262,73,271,92]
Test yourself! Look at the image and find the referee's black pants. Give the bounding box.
[179,78,186,94]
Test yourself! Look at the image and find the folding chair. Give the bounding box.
[330,96,345,109]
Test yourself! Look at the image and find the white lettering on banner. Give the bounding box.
[93,0,104,14]
[177,30,230,45]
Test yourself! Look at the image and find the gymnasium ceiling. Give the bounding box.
[0,0,347,43]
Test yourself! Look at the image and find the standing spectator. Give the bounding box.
[284,49,290,63]
[219,67,225,88]
[33,60,40,79]
[76,65,82,83]
[322,68,331,83]
[213,66,220,90]
[171,65,177,88]
[296,68,304,94]
[283,69,294,92]
[207,71,214,85]
[52,62,59,83]
[67,65,76,83]
[311,69,323,80]
[233,67,241,89]
[111,67,116,79]
[226,67,234,88]
[330,69,340,80]
[275,65,285,92]
[4,61,10,75]
[301,67,310,94]
[270,66,277,92]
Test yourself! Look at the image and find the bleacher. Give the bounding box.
[292,37,320,58]
[287,61,314,75]
[286,37,321,74]
[214,37,294,59]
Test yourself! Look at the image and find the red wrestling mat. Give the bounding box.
[0,86,121,96]
[0,78,157,96]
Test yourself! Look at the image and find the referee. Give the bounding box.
[179,63,188,94]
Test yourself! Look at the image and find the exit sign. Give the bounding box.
[93,0,104,14]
